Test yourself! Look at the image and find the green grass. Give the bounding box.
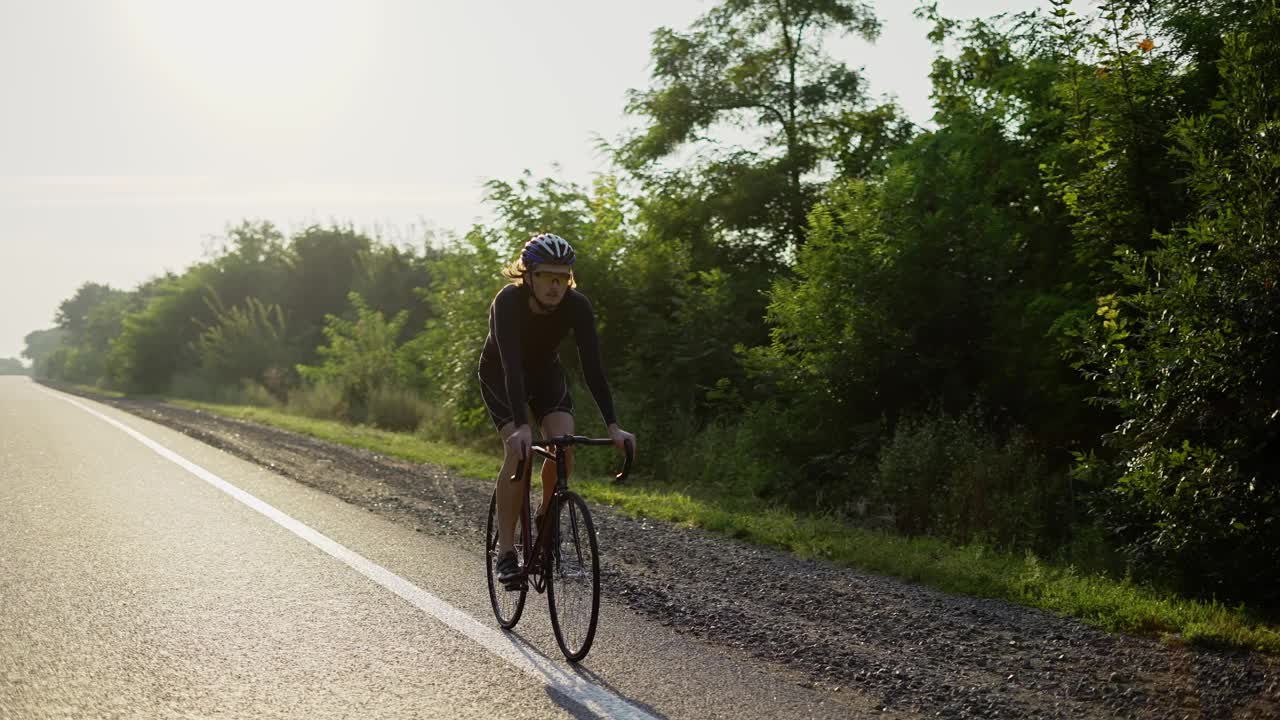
[173,400,497,480]
[174,398,1280,654]
[69,383,126,398]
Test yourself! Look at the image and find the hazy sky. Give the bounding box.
[0,0,1039,360]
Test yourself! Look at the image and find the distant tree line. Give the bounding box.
[24,0,1279,608]
[0,357,28,375]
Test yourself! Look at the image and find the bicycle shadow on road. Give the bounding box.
[499,630,669,720]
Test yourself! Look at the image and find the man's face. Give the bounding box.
[529,264,572,306]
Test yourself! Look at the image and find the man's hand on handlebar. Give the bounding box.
[607,423,636,459]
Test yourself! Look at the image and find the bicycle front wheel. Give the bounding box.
[486,491,527,629]
[545,491,600,662]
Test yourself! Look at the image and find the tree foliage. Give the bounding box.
[621,0,892,249]
[297,292,417,417]
[1071,2,1280,602]
[412,230,505,432]
[194,295,291,398]
[21,328,66,376]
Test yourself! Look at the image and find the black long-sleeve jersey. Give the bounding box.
[478,283,617,428]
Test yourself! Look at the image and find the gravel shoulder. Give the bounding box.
[67,389,1280,719]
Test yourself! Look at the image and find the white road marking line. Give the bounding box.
[43,388,656,720]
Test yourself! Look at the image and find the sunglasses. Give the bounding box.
[532,270,572,283]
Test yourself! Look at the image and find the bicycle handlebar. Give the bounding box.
[516,435,634,483]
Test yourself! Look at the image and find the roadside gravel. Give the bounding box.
[76,391,1279,719]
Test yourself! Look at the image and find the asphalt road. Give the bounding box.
[0,377,899,719]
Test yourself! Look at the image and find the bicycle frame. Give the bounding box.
[507,435,631,592]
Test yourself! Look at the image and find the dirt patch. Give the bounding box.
[74,389,1279,719]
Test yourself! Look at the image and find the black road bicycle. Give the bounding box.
[485,435,633,662]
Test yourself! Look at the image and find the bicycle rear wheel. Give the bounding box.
[545,491,600,662]
[486,491,527,628]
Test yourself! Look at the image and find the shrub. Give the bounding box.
[239,379,282,409]
[286,381,347,421]
[168,370,241,404]
[193,295,291,394]
[366,384,429,432]
[645,410,777,498]
[416,401,492,449]
[566,393,794,505]
[296,292,417,418]
[876,409,1069,552]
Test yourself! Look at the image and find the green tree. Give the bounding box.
[55,283,118,342]
[352,242,434,344]
[620,0,889,249]
[109,269,217,392]
[750,9,1093,438]
[34,282,133,384]
[109,222,293,393]
[1072,2,1280,603]
[204,221,291,310]
[736,4,1121,514]
[1042,0,1190,280]
[287,225,372,361]
[22,328,67,378]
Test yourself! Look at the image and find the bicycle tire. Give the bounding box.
[545,491,600,662]
[486,491,527,628]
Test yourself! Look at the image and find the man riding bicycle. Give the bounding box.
[477,232,636,588]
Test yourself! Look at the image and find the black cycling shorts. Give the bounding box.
[477,360,574,430]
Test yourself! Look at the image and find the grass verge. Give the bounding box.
[174,400,496,480]
[70,383,126,398]
[177,398,1280,654]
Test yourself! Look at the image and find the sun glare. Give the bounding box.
[122,1,376,130]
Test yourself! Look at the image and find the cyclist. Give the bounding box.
[478,232,636,588]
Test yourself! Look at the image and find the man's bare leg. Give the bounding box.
[493,421,524,554]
